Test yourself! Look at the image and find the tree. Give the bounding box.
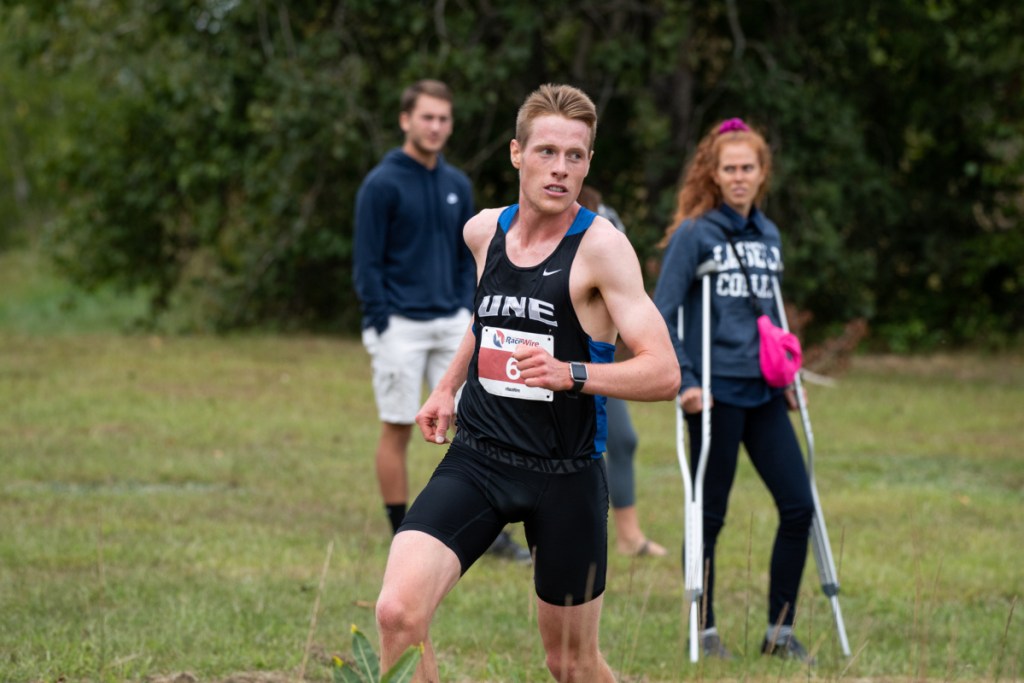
[3,0,1022,346]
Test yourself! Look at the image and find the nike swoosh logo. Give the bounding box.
[542,268,562,276]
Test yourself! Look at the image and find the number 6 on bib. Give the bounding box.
[478,326,555,402]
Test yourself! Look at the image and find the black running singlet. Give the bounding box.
[456,204,615,461]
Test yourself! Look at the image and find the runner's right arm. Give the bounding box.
[414,209,498,444]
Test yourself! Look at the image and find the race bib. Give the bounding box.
[478,326,555,402]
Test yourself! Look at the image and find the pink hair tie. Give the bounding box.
[718,118,750,134]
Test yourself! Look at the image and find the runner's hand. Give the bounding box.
[513,344,573,391]
[415,391,454,445]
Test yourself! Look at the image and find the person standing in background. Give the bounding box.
[353,78,529,562]
[577,185,666,558]
[653,118,815,662]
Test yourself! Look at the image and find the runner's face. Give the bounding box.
[511,115,592,215]
[400,94,453,161]
[713,141,765,217]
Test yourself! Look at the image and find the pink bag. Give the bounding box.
[757,314,802,387]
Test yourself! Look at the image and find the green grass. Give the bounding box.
[0,249,149,334]
[1,248,1022,682]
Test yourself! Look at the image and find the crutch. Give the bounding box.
[770,275,851,657]
[676,260,718,663]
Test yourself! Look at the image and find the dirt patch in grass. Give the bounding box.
[147,672,309,683]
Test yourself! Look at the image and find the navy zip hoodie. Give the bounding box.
[653,204,784,395]
[353,148,476,334]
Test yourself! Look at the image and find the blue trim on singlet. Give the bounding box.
[590,339,616,456]
[568,206,597,235]
[497,204,517,231]
[497,204,597,234]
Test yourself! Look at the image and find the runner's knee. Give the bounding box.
[544,649,578,683]
[544,647,602,683]
[375,589,427,639]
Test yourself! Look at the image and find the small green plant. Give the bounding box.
[332,624,423,683]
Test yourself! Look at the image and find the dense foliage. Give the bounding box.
[1,0,1022,346]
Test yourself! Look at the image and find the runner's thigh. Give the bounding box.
[527,462,609,606]
[400,448,510,572]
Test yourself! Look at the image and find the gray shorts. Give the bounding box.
[361,310,471,424]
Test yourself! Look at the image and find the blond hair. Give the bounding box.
[515,84,597,151]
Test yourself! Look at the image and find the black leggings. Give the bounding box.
[685,395,814,628]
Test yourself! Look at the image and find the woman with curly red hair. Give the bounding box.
[654,118,816,663]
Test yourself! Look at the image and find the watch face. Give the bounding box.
[571,363,588,381]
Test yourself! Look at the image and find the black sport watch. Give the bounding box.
[569,362,588,394]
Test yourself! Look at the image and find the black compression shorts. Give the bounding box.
[399,439,609,606]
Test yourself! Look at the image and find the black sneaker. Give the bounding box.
[761,633,816,664]
[700,632,734,660]
[487,530,532,565]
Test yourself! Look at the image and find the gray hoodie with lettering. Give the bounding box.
[653,204,784,392]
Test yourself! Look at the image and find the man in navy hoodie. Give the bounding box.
[353,79,529,561]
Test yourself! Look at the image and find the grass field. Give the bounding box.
[1,250,1022,682]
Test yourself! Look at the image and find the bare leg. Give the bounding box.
[537,596,616,683]
[613,505,666,557]
[376,530,462,682]
[376,422,413,504]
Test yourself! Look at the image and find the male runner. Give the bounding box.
[374,83,680,682]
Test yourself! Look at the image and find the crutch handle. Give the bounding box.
[696,259,721,278]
